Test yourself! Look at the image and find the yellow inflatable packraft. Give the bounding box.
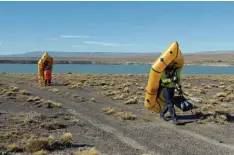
[37,52,54,85]
[144,41,184,113]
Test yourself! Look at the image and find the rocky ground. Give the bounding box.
[0,73,234,155]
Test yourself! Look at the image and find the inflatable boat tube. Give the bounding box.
[144,41,184,113]
[38,52,54,85]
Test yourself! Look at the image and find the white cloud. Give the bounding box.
[123,44,135,46]
[84,41,118,47]
[84,41,134,47]
[46,38,59,41]
[72,45,85,48]
[60,35,90,38]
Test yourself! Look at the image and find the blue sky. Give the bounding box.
[0,1,234,55]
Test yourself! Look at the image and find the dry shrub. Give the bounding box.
[105,90,119,97]
[4,91,16,96]
[201,104,213,112]
[19,89,31,95]
[41,120,67,130]
[33,150,48,155]
[10,86,19,92]
[27,96,41,102]
[43,100,61,108]
[115,112,137,120]
[124,97,138,105]
[24,139,49,153]
[220,82,225,85]
[60,133,73,144]
[75,147,100,155]
[49,88,60,93]
[198,88,206,94]
[7,143,22,152]
[203,85,212,89]
[112,94,127,100]
[221,103,229,108]
[123,87,130,93]
[222,97,232,102]
[207,99,220,105]
[90,97,96,102]
[215,92,227,98]
[219,85,225,89]
[103,107,115,115]
[197,113,228,125]
[210,84,218,88]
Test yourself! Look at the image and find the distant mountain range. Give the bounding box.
[0,50,233,57]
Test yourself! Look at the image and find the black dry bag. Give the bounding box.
[173,96,193,112]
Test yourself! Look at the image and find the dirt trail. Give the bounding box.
[1,75,234,155]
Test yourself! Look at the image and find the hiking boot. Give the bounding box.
[173,119,180,125]
[160,114,167,121]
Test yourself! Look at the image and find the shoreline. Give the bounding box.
[0,61,232,67]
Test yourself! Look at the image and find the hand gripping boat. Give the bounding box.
[38,52,54,85]
[144,41,184,113]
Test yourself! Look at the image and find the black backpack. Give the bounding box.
[173,95,194,112]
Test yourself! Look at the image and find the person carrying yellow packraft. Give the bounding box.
[159,64,182,125]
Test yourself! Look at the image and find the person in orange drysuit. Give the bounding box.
[44,61,52,86]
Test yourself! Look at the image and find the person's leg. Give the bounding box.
[48,79,51,86]
[167,88,180,125]
[160,88,169,120]
[44,79,47,86]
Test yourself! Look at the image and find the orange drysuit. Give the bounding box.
[44,70,52,80]
[44,65,52,86]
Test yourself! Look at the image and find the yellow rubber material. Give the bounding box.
[37,52,54,85]
[144,41,184,113]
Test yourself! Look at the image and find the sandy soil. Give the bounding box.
[1,73,234,155]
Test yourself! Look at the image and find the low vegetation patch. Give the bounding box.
[33,150,48,155]
[43,100,62,108]
[115,112,137,120]
[103,107,115,115]
[19,89,31,95]
[103,107,137,120]
[27,96,42,102]
[75,147,100,155]
[90,97,97,102]
[49,88,60,93]
[60,133,73,145]
[7,143,22,152]
[196,112,229,125]
[124,97,138,105]
[41,120,67,130]
[6,133,74,153]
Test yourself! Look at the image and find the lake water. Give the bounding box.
[0,64,234,75]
